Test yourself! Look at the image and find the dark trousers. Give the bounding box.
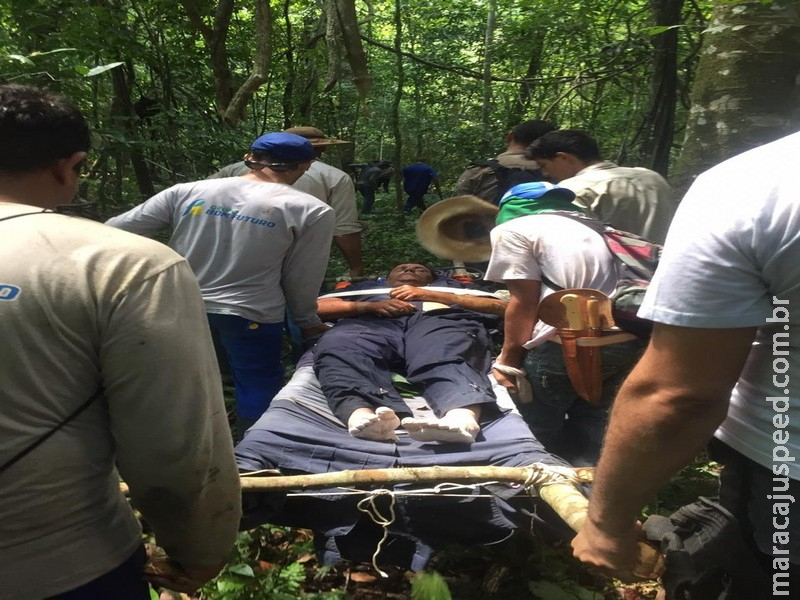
[49,545,149,599]
[403,192,427,213]
[709,439,799,598]
[521,339,644,466]
[359,186,377,214]
[313,311,497,424]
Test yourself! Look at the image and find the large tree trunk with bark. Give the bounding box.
[671,0,800,192]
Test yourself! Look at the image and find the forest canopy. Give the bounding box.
[1,0,799,208]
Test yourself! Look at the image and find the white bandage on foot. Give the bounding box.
[401,408,479,444]
[348,406,401,441]
[490,363,533,404]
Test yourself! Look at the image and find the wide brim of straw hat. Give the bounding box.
[416,195,499,263]
[283,126,351,146]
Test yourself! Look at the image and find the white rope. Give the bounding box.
[522,462,582,492]
[490,362,533,404]
[355,489,397,578]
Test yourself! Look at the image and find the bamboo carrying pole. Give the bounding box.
[137,464,665,582]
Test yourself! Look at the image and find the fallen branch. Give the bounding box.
[133,463,664,580]
[238,464,594,490]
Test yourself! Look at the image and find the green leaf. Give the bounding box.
[411,571,452,600]
[228,563,256,577]
[640,25,684,36]
[85,62,125,77]
[149,588,160,600]
[216,578,246,592]
[74,66,89,76]
[29,48,78,57]
[7,54,35,65]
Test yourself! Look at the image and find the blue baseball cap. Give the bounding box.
[250,132,315,162]
[499,181,575,205]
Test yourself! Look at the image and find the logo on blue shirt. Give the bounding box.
[182,199,206,216]
[0,284,21,301]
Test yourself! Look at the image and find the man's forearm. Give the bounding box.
[333,232,363,276]
[586,370,729,536]
[497,280,541,367]
[587,325,756,536]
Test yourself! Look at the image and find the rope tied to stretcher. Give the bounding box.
[337,464,585,578]
[356,489,397,578]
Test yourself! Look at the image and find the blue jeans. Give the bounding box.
[207,314,284,421]
[521,339,644,466]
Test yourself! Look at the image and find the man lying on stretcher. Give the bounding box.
[313,263,508,444]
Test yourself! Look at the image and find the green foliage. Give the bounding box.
[411,571,452,600]
[2,0,714,212]
[327,199,440,280]
[200,525,344,600]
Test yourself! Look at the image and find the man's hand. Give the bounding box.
[389,285,444,303]
[491,365,519,396]
[571,519,645,582]
[144,545,226,594]
[301,323,332,338]
[369,299,417,317]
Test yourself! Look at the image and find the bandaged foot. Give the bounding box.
[401,408,480,444]
[348,406,401,441]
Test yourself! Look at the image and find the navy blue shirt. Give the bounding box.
[402,162,438,194]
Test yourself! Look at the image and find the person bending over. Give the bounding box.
[313,263,506,444]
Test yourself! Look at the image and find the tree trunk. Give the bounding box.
[179,0,272,127]
[391,0,404,213]
[334,0,373,99]
[637,0,683,176]
[223,0,272,125]
[507,32,545,129]
[110,63,155,200]
[282,0,295,128]
[671,0,800,192]
[481,0,497,155]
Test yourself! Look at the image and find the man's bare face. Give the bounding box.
[535,153,579,183]
[387,264,434,287]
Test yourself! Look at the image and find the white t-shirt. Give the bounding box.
[294,160,362,235]
[639,131,800,478]
[485,213,617,346]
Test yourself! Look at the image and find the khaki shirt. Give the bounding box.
[454,151,541,203]
[0,206,241,598]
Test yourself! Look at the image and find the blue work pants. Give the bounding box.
[207,313,284,421]
[313,311,497,424]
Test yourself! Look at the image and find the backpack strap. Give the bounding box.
[0,208,105,476]
[0,209,49,224]
[0,388,104,475]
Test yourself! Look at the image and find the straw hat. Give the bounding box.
[416,195,499,262]
[283,126,350,146]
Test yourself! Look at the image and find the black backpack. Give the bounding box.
[642,497,770,599]
[541,212,662,338]
[471,158,544,205]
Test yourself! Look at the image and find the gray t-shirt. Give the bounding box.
[107,177,335,328]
